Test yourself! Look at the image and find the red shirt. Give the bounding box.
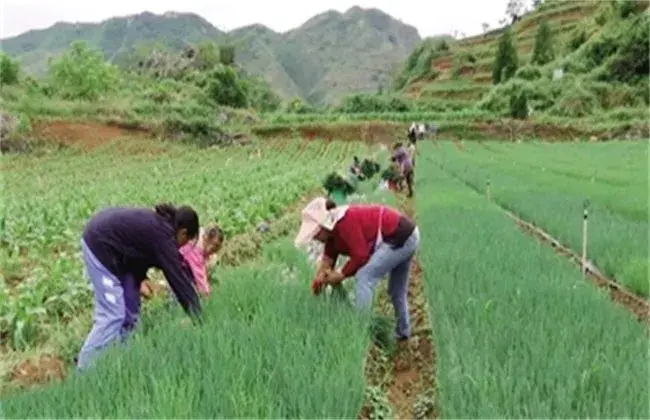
[324,204,402,278]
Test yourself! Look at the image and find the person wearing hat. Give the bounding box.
[294,197,420,342]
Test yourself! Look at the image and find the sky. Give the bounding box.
[0,0,521,41]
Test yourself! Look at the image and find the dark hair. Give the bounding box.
[154,203,200,238]
[204,224,224,242]
[393,142,403,150]
[325,198,337,210]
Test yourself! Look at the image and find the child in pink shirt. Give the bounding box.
[179,224,224,296]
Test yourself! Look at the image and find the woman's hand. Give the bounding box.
[140,279,153,299]
[324,270,345,286]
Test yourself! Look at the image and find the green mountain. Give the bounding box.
[0,8,421,105]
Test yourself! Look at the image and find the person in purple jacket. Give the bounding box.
[77,203,202,370]
[391,142,414,198]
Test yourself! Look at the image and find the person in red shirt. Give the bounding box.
[294,197,420,342]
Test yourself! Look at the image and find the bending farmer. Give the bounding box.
[294,197,420,343]
[349,156,365,180]
[77,203,203,370]
[179,224,224,296]
[391,142,414,198]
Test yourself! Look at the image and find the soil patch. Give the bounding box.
[253,122,403,145]
[10,355,66,388]
[433,57,453,71]
[32,120,152,151]
[360,194,437,420]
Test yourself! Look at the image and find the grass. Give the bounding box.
[0,240,371,418]
[416,142,649,417]
[430,140,649,296]
[0,138,366,354]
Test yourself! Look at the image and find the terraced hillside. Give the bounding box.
[400,0,646,107]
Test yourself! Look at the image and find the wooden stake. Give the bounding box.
[582,199,589,276]
[486,176,491,201]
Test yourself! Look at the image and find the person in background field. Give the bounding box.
[391,142,414,198]
[77,203,202,370]
[179,224,224,296]
[407,141,417,169]
[295,197,420,344]
[408,122,417,144]
[349,156,364,180]
[416,123,426,140]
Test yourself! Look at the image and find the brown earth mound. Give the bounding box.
[11,355,66,387]
[253,122,404,144]
[32,120,151,150]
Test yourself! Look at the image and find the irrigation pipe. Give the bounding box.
[504,208,649,314]
[435,162,649,320]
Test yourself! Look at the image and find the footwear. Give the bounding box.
[396,336,410,351]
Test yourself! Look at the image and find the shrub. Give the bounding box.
[515,65,542,81]
[549,84,599,118]
[0,53,20,85]
[205,64,248,108]
[510,90,529,119]
[337,94,412,113]
[566,28,587,52]
[48,41,119,101]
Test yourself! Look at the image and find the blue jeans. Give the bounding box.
[77,240,140,370]
[355,228,420,339]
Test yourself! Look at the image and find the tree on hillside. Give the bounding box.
[219,45,235,66]
[195,41,220,70]
[0,53,20,85]
[492,29,519,84]
[506,0,525,24]
[532,0,544,9]
[206,64,248,108]
[48,41,119,100]
[531,20,555,65]
[482,23,490,34]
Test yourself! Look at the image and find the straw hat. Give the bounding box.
[294,197,346,247]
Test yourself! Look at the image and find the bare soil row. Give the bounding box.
[360,194,438,419]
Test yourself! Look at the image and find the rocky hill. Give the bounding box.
[0,7,421,105]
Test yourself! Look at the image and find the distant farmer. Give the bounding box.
[349,156,364,180]
[178,224,224,296]
[408,122,417,144]
[294,197,420,343]
[417,123,426,140]
[407,141,417,168]
[391,142,414,198]
[77,203,202,370]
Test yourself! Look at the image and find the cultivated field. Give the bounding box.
[416,141,648,417]
[0,137,365,361]
[430,140,649,296]
[1,134,648,418]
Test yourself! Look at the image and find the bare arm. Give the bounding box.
[316,254,335,279]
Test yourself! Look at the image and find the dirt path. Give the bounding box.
[360,195,438,419]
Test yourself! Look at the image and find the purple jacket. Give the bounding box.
[392,147,413,171]
[83,207,201,317]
